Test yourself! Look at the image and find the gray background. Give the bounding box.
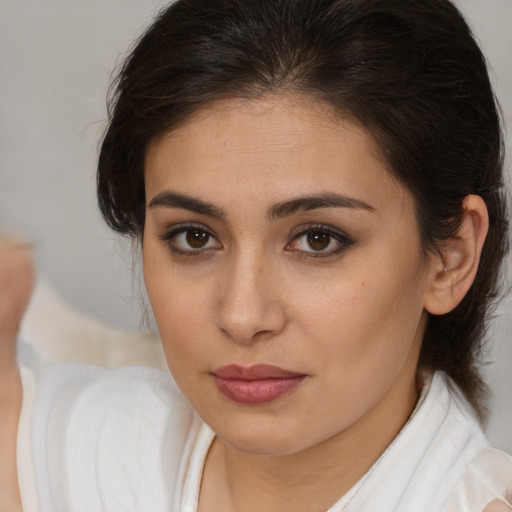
[1,0,511,452]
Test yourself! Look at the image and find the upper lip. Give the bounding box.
[212,364,305,380]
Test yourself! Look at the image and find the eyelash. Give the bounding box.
[158,223,220,257]
[286,224,354,258]
[158,223,354,259]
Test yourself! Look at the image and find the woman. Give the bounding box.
[1,0,511,510]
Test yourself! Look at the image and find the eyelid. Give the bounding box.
[158,221,353,258]
[158,222,222,256]
[158,221,210,239]
[286,223,354,257]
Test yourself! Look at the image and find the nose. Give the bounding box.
[216,253,287,344]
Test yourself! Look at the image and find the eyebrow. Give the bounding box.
[267,193,375,220]
[148,190,375,220]
[148,191,226,218]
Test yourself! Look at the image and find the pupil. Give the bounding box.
[307,231,330,251]
[186,229,209,248]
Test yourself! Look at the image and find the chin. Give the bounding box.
[222,433,301,457]
[208,413,318,457]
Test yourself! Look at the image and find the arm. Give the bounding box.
[0,238,35,511]
[0,360,23,512]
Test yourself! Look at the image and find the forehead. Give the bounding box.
[144,94,410,215]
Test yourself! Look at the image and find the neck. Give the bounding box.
[199,364,420,512]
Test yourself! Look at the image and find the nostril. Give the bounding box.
[215,258,286,344]
[217,300,287,345]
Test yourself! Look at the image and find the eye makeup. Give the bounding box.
[158,220,355,261]
[158,222,221,257]
[285,223,355,258]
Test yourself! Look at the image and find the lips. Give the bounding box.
[212,364,306,405]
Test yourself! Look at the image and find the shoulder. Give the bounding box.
[25,362,197,512]
[432,374,512,511]
[383,372,503,512]
[440,447,512,512]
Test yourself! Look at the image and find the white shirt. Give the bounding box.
[18,363,512,512]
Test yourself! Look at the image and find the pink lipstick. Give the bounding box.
[212,364,306,405]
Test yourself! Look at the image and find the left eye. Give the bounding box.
[286,227,352,255]
[161,226,221,254]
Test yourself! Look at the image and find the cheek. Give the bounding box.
[297,263,427,373]
[292,274,426,425]
[143,249,215,364]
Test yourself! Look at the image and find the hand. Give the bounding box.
[0,237,35,351]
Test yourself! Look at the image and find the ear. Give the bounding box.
[423,195,489,316]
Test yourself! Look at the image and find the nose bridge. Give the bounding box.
[217,245,285,343]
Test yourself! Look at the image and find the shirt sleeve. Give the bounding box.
[21,361,196,512]
[440,447,512,512]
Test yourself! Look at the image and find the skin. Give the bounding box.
[0,96,489,509]
[484,501,512,512]
[143,94,444,512]
[0,238,34,512]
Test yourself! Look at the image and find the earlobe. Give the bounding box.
[424,195,489,316]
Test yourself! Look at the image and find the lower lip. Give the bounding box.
[214,376,305,405]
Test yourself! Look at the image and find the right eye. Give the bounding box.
[160,225,221,255]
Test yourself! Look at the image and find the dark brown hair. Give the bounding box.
[97,0,509,416]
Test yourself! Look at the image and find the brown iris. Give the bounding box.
[307,231,331,251]
[186,229,210,248]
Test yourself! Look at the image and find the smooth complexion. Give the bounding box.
[0,239,34,512]
[142,95,458,512]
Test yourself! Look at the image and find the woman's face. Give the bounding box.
[143,95,434,456]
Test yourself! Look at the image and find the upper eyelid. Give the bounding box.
[289,223,353,241]
[159,224,221,256]
[159,222,216,238]
[158,222,354,249]
[286,224,355,256]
